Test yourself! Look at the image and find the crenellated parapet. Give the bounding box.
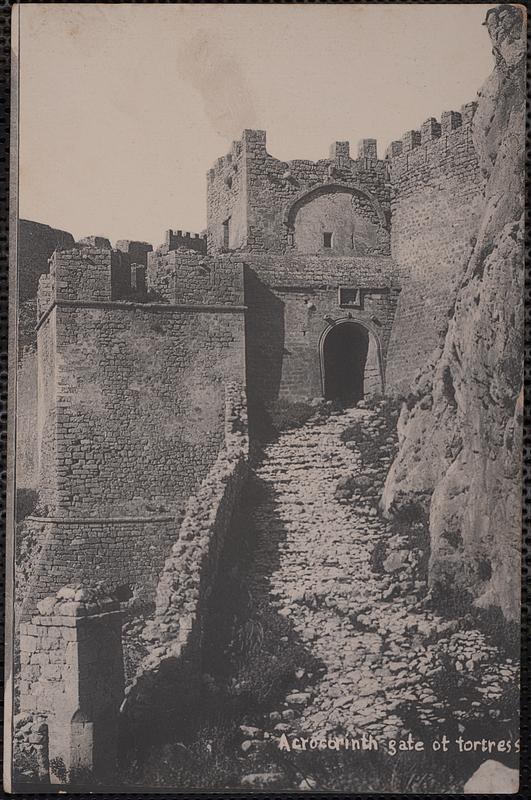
[161,229,207,255]
[207,128,391,255]
[384,102,479,179]
[384,99,485,391]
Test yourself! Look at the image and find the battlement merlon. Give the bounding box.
[36,246,245,319]
[37,247,139,317]
[384,101,478,160]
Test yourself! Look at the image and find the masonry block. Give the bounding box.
[421,118,442,143]
[441,110,462,133]
[19,585,124,786]
[385,140,403,159]
[402,130,422,152]
[357,139,377,160]
[242,128,267,153]
[329,141,351,160]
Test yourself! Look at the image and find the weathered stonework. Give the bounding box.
[18,220,75,304]
[204,130,399,404]
[16,221,76,490]
[384,104,485,392]
[22,244,246,612]
[207,131,390,256]
[121,384,248,722]
[243,254,399,403]
[161,229,207,255]
[17,585,124,785]
[114,239,153,264]
[13,714,49,785]
[13,10,523,785]
[18,94,503,615]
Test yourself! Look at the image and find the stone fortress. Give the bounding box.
[14,83,500,786]
[17,104,484,610]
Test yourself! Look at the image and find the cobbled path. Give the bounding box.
[247,405,516,741]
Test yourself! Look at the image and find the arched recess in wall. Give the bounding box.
[319,317,384,400]
[284,183,388,249]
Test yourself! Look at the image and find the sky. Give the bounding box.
[16,3,496,247]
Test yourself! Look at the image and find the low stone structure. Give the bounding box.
[17,585,124,786]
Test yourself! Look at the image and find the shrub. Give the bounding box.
[280,745,463,793]
[226,601,319,709]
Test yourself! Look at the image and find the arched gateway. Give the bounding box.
[320,320,383,402]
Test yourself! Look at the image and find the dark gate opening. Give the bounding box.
[323,322,369,402]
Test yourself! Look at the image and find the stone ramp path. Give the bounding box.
[247,405,513,740]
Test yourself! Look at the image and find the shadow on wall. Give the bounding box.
[244,267,286,424]
[116,472,326,790]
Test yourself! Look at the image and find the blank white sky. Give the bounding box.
[17,3,495,246]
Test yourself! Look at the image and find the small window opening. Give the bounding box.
[323,232,333,249]
[222,218,231,250]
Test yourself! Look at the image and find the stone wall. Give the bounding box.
[16,350,38,490]
[121,384,248,721]
[294,190,385,256]
[21,245,246,611]
[207,134,249,254]
[16,222,75,491]
[147,249,244,306]
[12,715,49,785]
[207,130,391,256]
[384,103,485,393]
[115,239,153,264]
[243,254,400,402]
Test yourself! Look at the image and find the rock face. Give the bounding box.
[463,759,519,794]
[382,5,525,622]
[18,220,75,305]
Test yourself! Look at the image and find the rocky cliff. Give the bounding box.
[382,5,525,624]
